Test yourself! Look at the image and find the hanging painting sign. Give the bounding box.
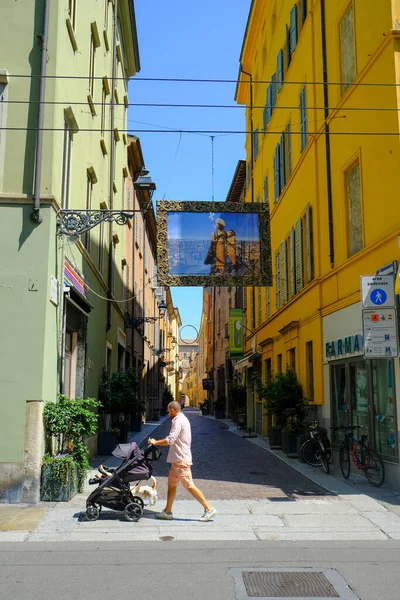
[156,201,272,287]
[229,308,244,359]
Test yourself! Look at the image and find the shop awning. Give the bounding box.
[234,352,260,371]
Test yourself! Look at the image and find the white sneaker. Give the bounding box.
[199,508,217,522]
[155,510,173,520]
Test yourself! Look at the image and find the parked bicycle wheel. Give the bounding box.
[339,442,351,479]
[300,439,322,467]
[364,449,385,487]
[320,449,330,474]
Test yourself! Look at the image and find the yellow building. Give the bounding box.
[236,0,400,483]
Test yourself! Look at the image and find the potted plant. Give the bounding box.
[255,367,307,451]
[214,394,226,419]
[107,368,144,434]
[200,399,209,415]
[41,395,99,501]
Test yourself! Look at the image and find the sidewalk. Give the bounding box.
[2,411,400,542]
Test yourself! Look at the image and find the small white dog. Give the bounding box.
[132,476,157,506]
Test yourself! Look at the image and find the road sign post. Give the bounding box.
[361,275,398,358]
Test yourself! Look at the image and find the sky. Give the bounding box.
[130,0,252,337]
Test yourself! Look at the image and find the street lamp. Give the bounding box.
[171,337,177,349]
[124,299,167,330]
[57,170,156,237]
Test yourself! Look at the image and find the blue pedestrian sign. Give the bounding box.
[370,289,387,305]
[361,275,395,308]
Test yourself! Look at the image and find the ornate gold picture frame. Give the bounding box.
[156,201,272,287]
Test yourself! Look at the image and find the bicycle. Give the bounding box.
[332,425,385,487]
[300,422,331,474]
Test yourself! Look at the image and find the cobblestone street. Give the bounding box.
[147,409,333,501]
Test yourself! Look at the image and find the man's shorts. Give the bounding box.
[168,461,194,489]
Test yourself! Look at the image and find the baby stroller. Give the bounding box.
[85,442,161,522]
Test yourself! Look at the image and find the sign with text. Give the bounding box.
[202,378,214,391]
[362,308,399,359]
[229,308,244,359]
[361,275,395,309]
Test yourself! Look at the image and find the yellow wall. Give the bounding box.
[237,0,400,408]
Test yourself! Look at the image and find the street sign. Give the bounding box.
[376,262,397,277]
[362,308,399,358]
[361,275,395,308]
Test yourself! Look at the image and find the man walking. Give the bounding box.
[148,401,217,522]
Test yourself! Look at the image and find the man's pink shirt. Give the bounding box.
[165,412,192,464]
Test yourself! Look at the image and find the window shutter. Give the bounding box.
[253,129,259,161]
[266,286,271,318]
[264,175,269,203]
[274,144,280,202]
[287,121,292,177]
[301,0,307,24]
[306,204,313,282]
[290,4,298,55]
[290,227,296,296]
[277,50,284,92]
[295,218,304,291]
[300,86,307,151]
[258,286,262,325]
[279,132,286,191]
[263,106,268,131]
[271,73,277,112]
[281,240,288,304]
[286,24,291,68]
[275,251,281,309]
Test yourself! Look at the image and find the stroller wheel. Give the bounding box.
[131,495,144,509]
[124,502,143,522]
[85,505,100,521]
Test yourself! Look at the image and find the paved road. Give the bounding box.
[144,408,332,501]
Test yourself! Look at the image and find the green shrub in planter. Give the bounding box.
[40,454,79,502]
[42,395,100,499]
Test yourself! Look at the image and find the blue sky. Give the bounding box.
[130,0,252,335]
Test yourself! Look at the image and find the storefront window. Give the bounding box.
[330,358,397,461]
[372,360,396,458]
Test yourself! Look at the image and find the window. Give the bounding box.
[286,121,292,177]
[253,129,259,161]
[300,86,307,152]
[270,73,277,112]
[89,32,96,97]
[274,142,281,202]
[264,86,272,130]
[275,250,281,309]
[339,4,356,94]
[61,119,73,209]
[306,341,314,400]
[84,174,93,252]
[68,0,77,30]
[280,239,288,304]
[277,50,284,92]
[346,161,363,256]
[305,204,314,282]
[289,4,298,57]
[100,82,107,136]
[265,358,272,381]
[295,217,304,292]
[289,227,295,297]
[263,175,269,204]
[257,285,262,325]
[277,354,282,373]
[289,348,296,372]
[279,131,286,192]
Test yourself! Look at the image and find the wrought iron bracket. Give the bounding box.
[57,204,153,237]
[124,312,159,330]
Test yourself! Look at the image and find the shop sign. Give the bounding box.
[363,308,399,359]
[326,334,363,360]
[361,275,395,309]
[202,378,214,391]
[229,308,244,359]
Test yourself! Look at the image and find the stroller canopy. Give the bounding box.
[112,442,140,461]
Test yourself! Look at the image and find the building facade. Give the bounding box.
[236,0,400,483]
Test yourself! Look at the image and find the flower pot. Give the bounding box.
[40,461,79,502]
[282,431,299,458]
[97,431,119,455]
[268,426,282,449]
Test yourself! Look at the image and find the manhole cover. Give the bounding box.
[229,568,359,600]
[159,535,174,541]
[242,571,338,597]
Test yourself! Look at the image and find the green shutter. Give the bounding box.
[277,50,284,92]
[290,227,296,296]
[280,131,286,191]
[281,240,288,304]
[300,86,307,151]
[274,144,280,202]
[295,218,304,291]
[301,0,307,24]
[290,4,298,55]
[253,128,259,161]
[264,175,269,203]
[306,204,313,282]
[287,121,292,176]
[286,24,291,68]
[275,251,281,309]
[258,286,262,325]
[271,73,277,112]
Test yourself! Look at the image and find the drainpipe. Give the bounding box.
[320,0,334,266]
[107,0,119,330]
[31,0,50,224]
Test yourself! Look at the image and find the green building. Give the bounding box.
[0,0,141,502]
